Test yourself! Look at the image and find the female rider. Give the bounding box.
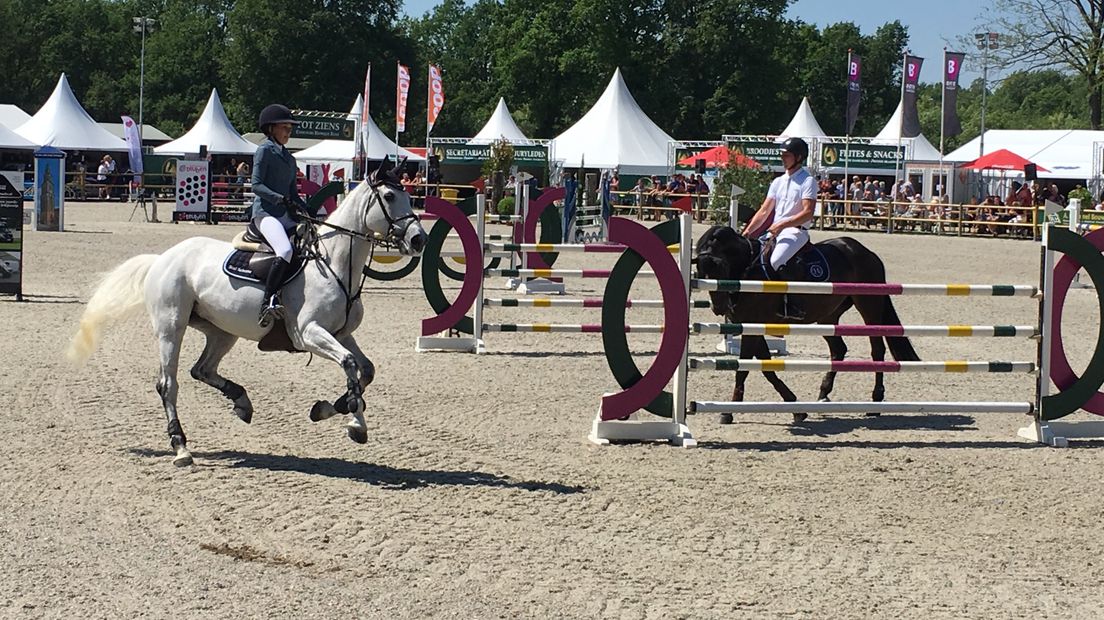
[251,103,319,327]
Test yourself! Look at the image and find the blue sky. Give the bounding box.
[400,0,1002,83]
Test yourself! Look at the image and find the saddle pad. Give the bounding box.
[802,245,832,282]
[222,249,307,284]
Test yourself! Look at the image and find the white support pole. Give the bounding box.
[670,212,695,446]
[474,194,487,354]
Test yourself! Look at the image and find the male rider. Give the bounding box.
[742,137,816,319]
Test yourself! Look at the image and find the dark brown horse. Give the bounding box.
[694,226,920,423]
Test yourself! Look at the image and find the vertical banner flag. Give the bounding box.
[942,51,965,138]
[427,64,444,134]
[355,64,370,175]
[845,52,862,135]
[901,55,924,138]
[396,63,411,133]
[121,116,144,186]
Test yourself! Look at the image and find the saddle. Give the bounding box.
[222,220,308,284]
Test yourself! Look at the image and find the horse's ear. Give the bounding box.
[397,156,408,171]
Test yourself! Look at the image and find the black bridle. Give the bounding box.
[295,178,422,333]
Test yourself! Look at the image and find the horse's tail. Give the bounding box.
[67,254,158,365]
[880,296,920,362]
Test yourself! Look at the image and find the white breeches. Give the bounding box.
[257,216,293,262]
[769,227,809,271]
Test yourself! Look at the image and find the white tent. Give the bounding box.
[777,97,827,141]
[15,74,127,151]
[0,104,30,131]
[469,98,529,143]
[154,89,255,156]
[944,129,1103,179]
[295,94,423,163]
[871,101,943,160]
[0,122,35,149]
[550,68,675,175]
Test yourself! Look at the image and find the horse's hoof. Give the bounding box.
[310,400,339,422]
[719,413,734,425]
[346,426,368,444]
[233,405,253,424]
[172,450,193,467]
[792,412,808,424]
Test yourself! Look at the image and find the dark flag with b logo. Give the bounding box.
[901,55,924,138]
[942,51,965,138]
[846,52,861,135]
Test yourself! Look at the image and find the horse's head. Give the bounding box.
[695,225,755,317]
[358,157,427,255]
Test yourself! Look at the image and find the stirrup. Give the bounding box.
[258,297,285,328]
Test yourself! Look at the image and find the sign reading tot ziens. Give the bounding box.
[292,116,355,140]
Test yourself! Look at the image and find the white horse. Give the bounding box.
[67,163,427,466]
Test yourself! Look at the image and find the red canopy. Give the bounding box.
[963,148,1048,172]
[677,145,760,169]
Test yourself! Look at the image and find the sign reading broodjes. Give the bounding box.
[0,173,24,299]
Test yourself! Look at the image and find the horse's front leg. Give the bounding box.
[817,335,848,402]
[296,322,370,444]
[308,335,375,425]
[749,335,805,424]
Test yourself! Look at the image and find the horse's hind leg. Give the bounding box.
[867,336,887,416]
[152,317,192,466]
[189,323,252,424]
[817,335,848,402]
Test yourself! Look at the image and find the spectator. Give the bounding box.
[97,156,110,200]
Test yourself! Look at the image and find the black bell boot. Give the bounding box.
[258,257,291,328]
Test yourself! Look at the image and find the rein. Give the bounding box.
[295,181,420,334]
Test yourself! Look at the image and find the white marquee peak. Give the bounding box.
[155,89,256,156]
[16,73,127,151]
[551,68,675,174]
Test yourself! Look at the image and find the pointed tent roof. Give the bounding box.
[551,68,675,175]
[777,97,827,140]
[15,74,127,151]
[470,98,529,143]
[870,101,943,160]
[295,95,423,162]
[155,89,255,156]
[0,104,31,131]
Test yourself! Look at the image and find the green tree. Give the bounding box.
[222,0,408,133]
[140,0,231,138]
[989,0,1104,129]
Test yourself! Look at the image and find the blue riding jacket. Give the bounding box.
[250,137,315,227]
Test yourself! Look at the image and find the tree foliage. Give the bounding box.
[987,0,1104,128]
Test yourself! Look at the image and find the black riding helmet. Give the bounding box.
[257,104,299,133]
[779,137,809,163]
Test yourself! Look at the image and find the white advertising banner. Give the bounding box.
[173,160,209,222]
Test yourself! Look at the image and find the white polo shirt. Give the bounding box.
[767,167,817,227]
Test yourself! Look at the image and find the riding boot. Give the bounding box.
[258,257,291,328]
[775,262,806,321]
